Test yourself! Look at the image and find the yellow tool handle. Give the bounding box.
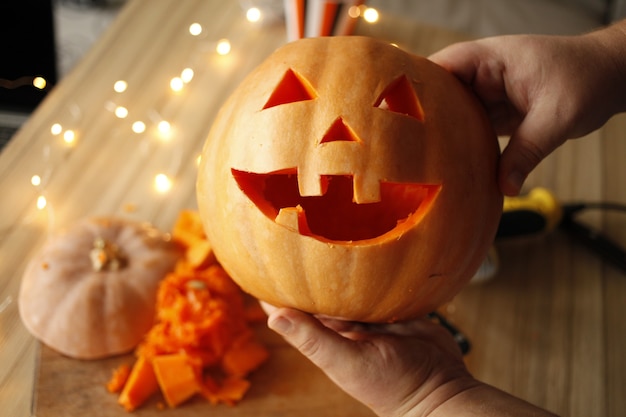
[497,187,563,238]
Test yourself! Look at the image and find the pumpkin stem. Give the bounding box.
[90,238,127,271]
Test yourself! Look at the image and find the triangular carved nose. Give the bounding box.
[320,117,361,144]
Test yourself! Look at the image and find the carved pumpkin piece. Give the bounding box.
[197,36,503,322]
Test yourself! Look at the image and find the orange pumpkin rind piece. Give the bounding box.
[222,334,270,377]
[199,375,251,407]
[185,239,217,269]
[118,356,159,412]
[106,363,131,393]
[152,354,202,408]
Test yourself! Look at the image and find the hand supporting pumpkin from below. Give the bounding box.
[262,304,559,417]
[197,36,503,323]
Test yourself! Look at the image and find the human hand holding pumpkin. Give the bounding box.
[429,19,626,197]
[263,304,558,417]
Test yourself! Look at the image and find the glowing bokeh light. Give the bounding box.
[157,120,171,134]
[36,195,47,210]
[189,22,203,36]
[63,130,76,145]
[50,123,62,135]
[170,77,184,92]
[132,121,146,133]
[114,106,129,119]
[216,39,231,55]
[33,77,47,90]
[246,7,261,22]
[31,175,41,187]
[181,68,194,83]
[348,6,361,18]
[154,173,172,193]
[113,80,128,93]
[363,7,379,23]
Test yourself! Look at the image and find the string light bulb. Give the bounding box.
[31,175,42,187]
[154,173,172,193]
[50,123,63,135]
[157,120,171,134]
[363,7,379,23]
[113,80,128,93]
[132,121,146,133]
[170,77,184,92]
[181,68,194,83]
[189,22,203,36]
[36,195,47,210]
[246,7,261,22]
[33,77,47,90]
[63,130,76,145]
[216,39,231,55]
[348,5,361,18]
[114,106,129,119]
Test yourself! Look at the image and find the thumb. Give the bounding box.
[266,308,360,372]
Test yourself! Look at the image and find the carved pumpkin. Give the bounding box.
[197,36,502,322]
[19,217,180,359]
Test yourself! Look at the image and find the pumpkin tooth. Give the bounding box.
[275,207,301,232]
[297,171,325,197]
[352,174,381,204]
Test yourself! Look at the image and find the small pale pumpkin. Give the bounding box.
[19,217,181,359]
[197,36,503,322]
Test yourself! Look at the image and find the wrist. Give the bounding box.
[387,372,481,417]
[585,20,626,114]
[424,382,559,417]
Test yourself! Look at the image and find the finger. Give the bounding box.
[428,41,483,85]
[498,109,564,196]
[259,301,278,316]
[267,307,364,371]
[315,316,364,335]
[373,318,466,359]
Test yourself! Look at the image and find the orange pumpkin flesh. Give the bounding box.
[197,36,503,323]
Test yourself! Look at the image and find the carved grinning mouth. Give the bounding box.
[232,168,441,243]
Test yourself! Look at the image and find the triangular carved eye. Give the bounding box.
[262,69,317,110]
[374,75,424,121]
[320,117,361,144]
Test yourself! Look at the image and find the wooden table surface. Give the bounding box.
[1,1,624,416]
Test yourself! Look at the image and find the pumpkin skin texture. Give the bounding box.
[197,36,503,323]
[19,217,181,359]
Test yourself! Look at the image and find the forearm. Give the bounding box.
[422,382,559,417]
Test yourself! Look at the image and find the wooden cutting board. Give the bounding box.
[34,325,375,417]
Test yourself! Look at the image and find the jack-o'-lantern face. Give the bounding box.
[197,37,502,322]
[232,69,441,243]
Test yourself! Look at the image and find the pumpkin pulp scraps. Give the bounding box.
[108,210,269,411]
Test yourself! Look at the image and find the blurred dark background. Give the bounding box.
[0,0,58,112]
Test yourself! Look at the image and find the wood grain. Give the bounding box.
[35,327,374,417]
